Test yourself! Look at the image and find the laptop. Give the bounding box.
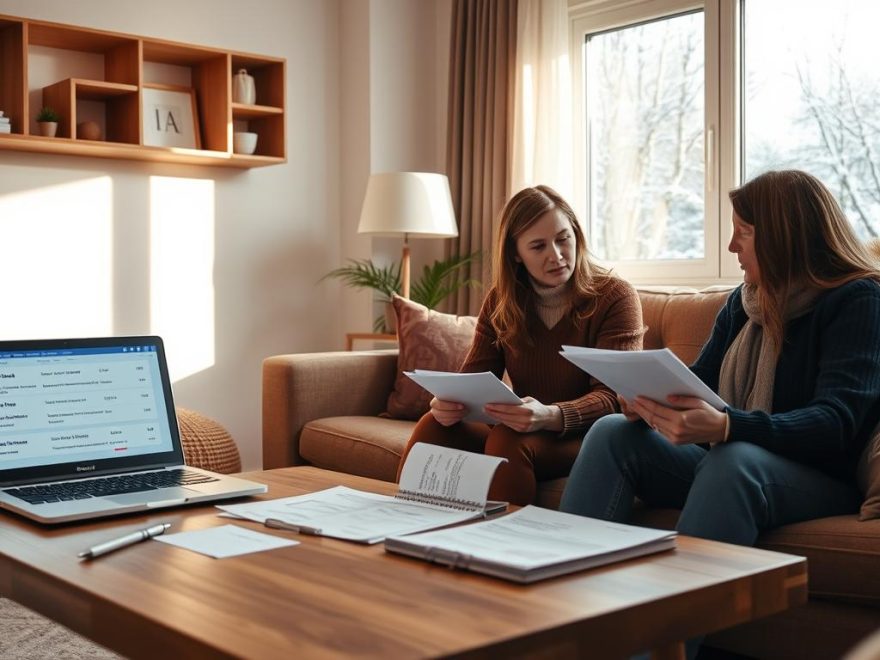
[0,336,267,524]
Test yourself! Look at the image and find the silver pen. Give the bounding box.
[78,522,171,559]
[264,518,322,535]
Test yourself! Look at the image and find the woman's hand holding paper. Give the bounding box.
[484,397,563,433]
[429,397,467,426]
[629,395,727,445]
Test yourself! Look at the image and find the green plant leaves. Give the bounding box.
[408,251,482,310]
[319,259,401,303]
[321,251,483,321]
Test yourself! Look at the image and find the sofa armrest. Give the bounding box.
[262,349,399,469]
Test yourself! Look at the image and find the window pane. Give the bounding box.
[586,11,705,261]
[744,0,880,240]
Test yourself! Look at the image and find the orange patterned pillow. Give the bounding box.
[385,295,478,420]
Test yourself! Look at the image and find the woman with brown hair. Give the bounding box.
[561,169,880,550]
[396,185,644,506]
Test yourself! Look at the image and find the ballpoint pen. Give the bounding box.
[78,523,171,559]
[264,518,322,536]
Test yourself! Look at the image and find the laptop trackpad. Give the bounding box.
[108,487,195,506]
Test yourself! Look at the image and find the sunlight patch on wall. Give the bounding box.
[0,177,113,340]
[149,176,215,382]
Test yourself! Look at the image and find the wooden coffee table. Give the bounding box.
[0,466,806,659]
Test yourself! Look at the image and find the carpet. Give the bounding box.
[0,597,121,659]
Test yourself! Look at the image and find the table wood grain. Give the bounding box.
[0,466,807,659]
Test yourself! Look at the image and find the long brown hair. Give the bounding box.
[490,185,610,350]
[729,169,880,347]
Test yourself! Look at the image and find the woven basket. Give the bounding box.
[177,407,241,474]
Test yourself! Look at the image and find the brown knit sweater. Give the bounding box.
[460,276,645,433]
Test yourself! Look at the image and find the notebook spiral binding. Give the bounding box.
[395,489,483,512]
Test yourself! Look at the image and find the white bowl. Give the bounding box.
[233,131,258,155]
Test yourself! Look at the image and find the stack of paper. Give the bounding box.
[403,370,521,423]
[0,111,10,134]
[385,505,677,583]
[559,346,727,410]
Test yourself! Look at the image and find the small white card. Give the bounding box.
[155,524,299,558]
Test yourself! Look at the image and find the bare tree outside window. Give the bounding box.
[586,11,704,261]
[744,0,880,240]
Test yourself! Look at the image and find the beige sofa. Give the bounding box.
[263,287,880,659]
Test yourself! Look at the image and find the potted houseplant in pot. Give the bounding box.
[36,107,60,137]
[322,251,482,332]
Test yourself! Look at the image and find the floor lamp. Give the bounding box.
[357,172,459,299]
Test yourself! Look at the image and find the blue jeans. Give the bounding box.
[560,414,861,547]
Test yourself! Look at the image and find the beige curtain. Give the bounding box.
[445,0,518,316]
[509,0,573,199]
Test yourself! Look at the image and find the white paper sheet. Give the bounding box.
[154,524,299,558]
[560,346,727,410]
[403,370,522,423]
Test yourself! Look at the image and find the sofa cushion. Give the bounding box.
[857,427,880,520]
[756,515,880,605]
[300,416,414,482]
[638,286,731,364]
[385,295,478,420]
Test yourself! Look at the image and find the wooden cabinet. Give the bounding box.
[0,14,285,168]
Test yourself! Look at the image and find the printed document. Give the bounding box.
[560,346,727,410]
[218,443,507,544]
[385,505,677,583]
[404,370,522,423]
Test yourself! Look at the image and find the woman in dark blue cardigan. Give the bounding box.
[560,170,880,548]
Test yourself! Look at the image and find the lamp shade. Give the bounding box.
[357,172,458,238]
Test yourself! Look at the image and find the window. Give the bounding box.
[586,11,705,262]
[743,0,880,241]
[572,0,880,284]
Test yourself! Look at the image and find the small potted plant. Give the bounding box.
[321,251,482,332]
[36,107,60,137]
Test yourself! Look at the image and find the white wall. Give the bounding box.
[366,0,452,278]
[0,0,451,469]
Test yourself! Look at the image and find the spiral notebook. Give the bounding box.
[218,443,507,544]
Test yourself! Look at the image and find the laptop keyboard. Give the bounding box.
[2,469,219,505]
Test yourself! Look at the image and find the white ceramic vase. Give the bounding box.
[233,68,256,105]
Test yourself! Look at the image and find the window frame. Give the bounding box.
[570,0,742,286]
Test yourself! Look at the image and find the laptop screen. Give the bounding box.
[0,336,184,485]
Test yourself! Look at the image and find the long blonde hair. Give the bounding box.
[490,185,610,350]
[729,170,880,347]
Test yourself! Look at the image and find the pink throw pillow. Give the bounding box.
[385,295,477,420]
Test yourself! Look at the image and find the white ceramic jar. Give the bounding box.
[233,68,256,105]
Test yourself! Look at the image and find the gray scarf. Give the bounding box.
[718,284,819,412]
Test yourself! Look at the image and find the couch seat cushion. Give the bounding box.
[300,416,415,482]
[757,515,880,605]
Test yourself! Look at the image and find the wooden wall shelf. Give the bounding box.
[0,13,286,168]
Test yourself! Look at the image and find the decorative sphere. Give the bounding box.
[77,121,101,141]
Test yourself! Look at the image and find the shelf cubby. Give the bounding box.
[0,13,286,167]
